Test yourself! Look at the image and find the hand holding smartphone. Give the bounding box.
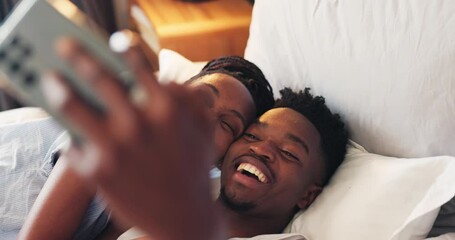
[0,0,136,140]
[0,2,220,238]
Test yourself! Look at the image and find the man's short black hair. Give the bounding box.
[188,56,275,117]
[274,88,349,185]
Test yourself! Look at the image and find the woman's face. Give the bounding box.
[188,73,256,163]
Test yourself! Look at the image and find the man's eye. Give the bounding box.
[244,133,258,141]
[281,150,299,162]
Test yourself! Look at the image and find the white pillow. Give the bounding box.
[284,142,455,240]
[158,49,206,84]
[245,0,455,158]
[0,107,49,125]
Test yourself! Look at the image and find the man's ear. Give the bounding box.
[297,184,322,209]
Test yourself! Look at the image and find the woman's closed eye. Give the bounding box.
[220,115,243,139]
[221,121,234,135]
[221,120,241,139]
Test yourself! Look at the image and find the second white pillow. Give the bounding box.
[284,142,455,240]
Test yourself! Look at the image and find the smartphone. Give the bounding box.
[0,0,135,141]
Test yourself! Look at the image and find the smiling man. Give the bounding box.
[114,87,349,240]
[217,88,349,238]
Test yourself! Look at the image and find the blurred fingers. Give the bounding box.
[55,38,138,129]
[164,83,215,162]
[41,73,106,144]
[109,30,161,111]
[64,142,117,183]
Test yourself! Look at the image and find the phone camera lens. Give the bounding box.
[24,72,36,85]
[10,36,20,47]
[9,61,21,73]
[0,50,6,61]
[21,46,32,57]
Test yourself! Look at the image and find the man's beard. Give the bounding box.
[219,187,256,212]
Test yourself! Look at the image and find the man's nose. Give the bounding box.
[249,140,276,162]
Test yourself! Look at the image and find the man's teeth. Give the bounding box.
[237,163,268,183]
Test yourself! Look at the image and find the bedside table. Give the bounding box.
[129,0,253,62]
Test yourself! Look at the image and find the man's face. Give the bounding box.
[189,73,256,162]
[220,108,324,217]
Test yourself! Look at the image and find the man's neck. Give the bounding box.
[216,201,294,238]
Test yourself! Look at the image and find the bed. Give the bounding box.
[1,0,454,239]
[155,0,455,239]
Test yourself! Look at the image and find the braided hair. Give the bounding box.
[189,56,275,117]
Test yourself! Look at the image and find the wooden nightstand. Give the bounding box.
[129,0,253,62]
